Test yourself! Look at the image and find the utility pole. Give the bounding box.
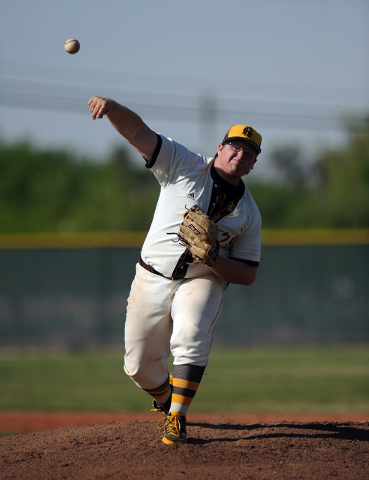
[199,93,217,152]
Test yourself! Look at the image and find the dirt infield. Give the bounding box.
[1,413,369,479]
[1,411,368,433]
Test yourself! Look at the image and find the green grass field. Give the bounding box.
[1,346,368,414]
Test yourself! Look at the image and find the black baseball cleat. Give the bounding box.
[158,412,187,445]
[150,396,171,415]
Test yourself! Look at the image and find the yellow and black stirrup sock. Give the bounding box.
[170,364,206,416]
[143,374,171,408]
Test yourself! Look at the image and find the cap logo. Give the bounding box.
[243,126,254,138]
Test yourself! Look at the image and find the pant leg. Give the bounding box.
[124,263,173,389]
[170,274,226,366]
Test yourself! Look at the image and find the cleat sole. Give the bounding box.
[162,437,186,445]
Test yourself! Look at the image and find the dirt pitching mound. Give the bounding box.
[1,419,369,479]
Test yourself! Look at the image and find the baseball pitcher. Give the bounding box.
[88,96,262,445]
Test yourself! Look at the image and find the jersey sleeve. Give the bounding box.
[230,203,262,265]
[146,134,206,188]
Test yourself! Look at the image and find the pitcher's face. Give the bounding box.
[214,140,258,185]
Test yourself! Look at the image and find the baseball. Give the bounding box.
[64,39,80,54]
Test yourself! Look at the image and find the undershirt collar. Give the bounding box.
[210,163,245,199]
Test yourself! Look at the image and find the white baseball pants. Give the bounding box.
[124,263,226,390]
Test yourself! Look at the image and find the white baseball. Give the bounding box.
[64,39,80,54]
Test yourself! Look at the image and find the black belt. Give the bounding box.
[139,256,169,279]
[139,256,188,280]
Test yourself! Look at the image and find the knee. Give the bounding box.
[124,355,168,389]
[171,322,212,366]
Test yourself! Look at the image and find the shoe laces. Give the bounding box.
[150,397,171,415]
[157,414,182,436]
[151,406,168,415]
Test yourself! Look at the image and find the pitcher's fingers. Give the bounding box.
[91,102,104,120]
[88,96,99,109]
[91,104,99,120]
[88,97,101,118]
[96,103,107,119]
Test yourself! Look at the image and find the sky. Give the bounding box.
[1,0,368,178]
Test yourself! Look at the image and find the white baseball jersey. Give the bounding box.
[140,134,261,280]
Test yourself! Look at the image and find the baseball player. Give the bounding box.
[88,96,262,445]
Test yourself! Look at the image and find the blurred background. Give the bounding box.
[1,0,368,349]
[0,0,368,419]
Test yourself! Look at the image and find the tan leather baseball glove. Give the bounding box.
[177,205,219,267]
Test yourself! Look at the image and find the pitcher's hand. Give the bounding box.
[88,96,113,120]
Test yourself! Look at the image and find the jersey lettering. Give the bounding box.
[218,193,227,207]
[211,213,222,223]
[219,231,238,249]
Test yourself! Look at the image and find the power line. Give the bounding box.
[0,78,367,132]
